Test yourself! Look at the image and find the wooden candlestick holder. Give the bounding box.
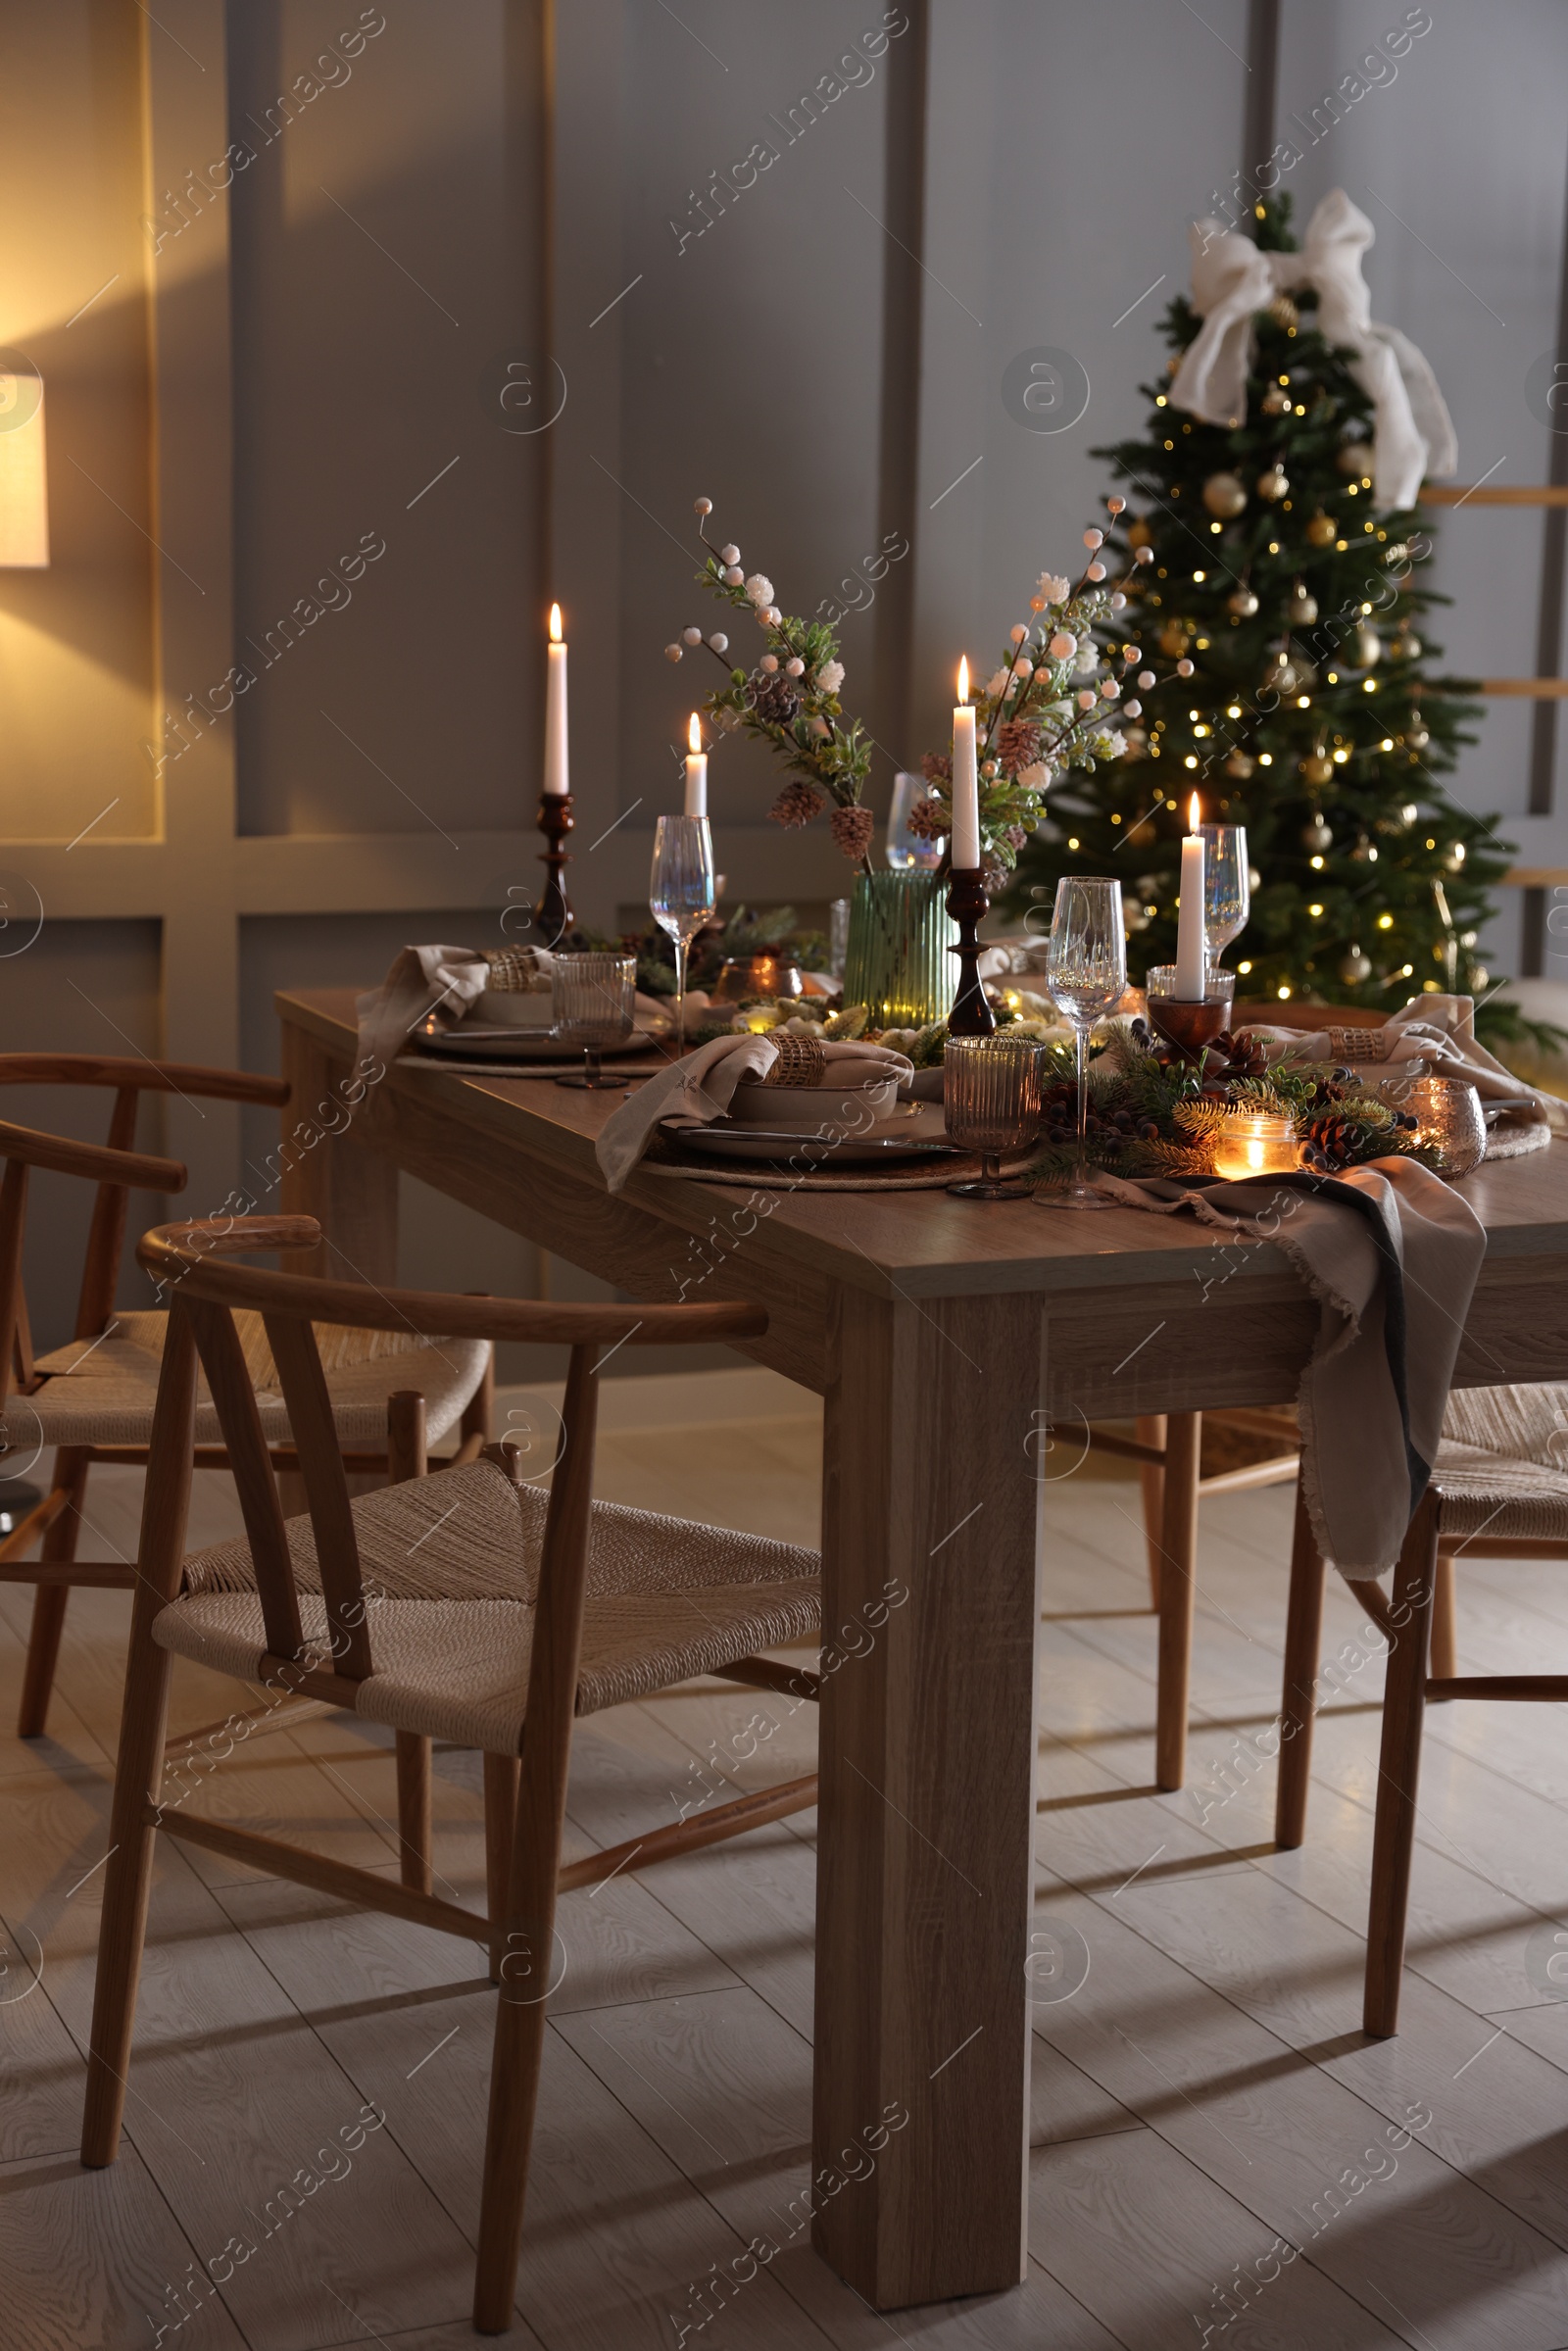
[946,865,996,1037]
[1147,995,1229,1059]
[536,791,574,947]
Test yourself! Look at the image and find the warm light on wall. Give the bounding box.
[0,358,48,566]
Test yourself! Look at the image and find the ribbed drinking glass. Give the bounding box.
[552,952,636,1090]
[943,1034,1043,1200]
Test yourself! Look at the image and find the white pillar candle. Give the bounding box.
[1175,792,1206,999]
[683,711,708,817]
[952,656,980,869]
[544,602,568,795]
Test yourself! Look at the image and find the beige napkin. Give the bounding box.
[358,944,664,1066]
[1250,993,1568,1138]
[596,1033,912,1193]
[1090,1155,1486,1576]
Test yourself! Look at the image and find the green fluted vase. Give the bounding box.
[841,871,956,1029]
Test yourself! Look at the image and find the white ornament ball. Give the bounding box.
[1107,496,1125,515]
[663,644,682,662]
[1086,561,1106,581]
[1110,593,1127,610]
[1124,698,1143,717]
[1135,546,1154,564]
[1077,689,1097,710]
[1177,658,1195,677]
[762,606,782,626]
[1101,678,1119,699]
[760,654,779,673]
[719,544,740,564]
[1138,669,1155,689]
[1009,623,1028,643]
[722,565,744,586]
[1049,632,1077,661]
[708,632,728,653]
[681,626,702,646]
[694,497,713,514]
[785,657,806,677]
[1083,528,1103,549]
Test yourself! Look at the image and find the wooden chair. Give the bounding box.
[0,1057,492,1894]
[81,1215,822,2334]
[1272,1379,1567,2033]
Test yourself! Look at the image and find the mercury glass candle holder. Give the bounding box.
[1212,1109,1297,1181]
[943,1035,1042,1200]
[1405,1074,1487,1175]
[1145,964,1235,1058]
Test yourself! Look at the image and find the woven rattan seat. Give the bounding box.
[153,1455,822,1752]
[1433,1382,1568,1540]
[30,1309,489,1449]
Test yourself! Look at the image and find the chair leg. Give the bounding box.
[473,1756,560,2334]
[1154,1412,1201,1791]
[1274,1480,1326,1849]
[483,1752,520,1985]
[18,1448,89,1738]
[1429,1551,1457,1685]
[80,1594,177,2164]
[396,1732,433,1894]
[1363,1488,1441,2040]
[1137,1413,1167,1610]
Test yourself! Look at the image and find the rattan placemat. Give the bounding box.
[635,1139,1038,1192]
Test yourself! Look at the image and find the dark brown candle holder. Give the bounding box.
[1145,965,1235,1060]
[536,790,574,947]
[946,865,997,1037]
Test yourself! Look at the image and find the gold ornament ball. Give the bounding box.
[1267,292,1299,330]
[1390,631,1422,661]
[1471,964,1489,993]
[1339,946,1373,985]
[1228,585,1259,617]
[1305,512,1339,547]
[1266,657,1299,698]
[1201,470,1248,519]
[1256,465,1290,502]
[1302,815,1333,852]
[1260,384,1290,416]
[1225,750,1254,780]
[1352,624,1382,668]
[1407,722,1431,752]
[1300,753,1334,786]
[1336,441,1373,476]
[1127,517,1152,549]
[1287,587,1319,626]
[1159,619,1192,658]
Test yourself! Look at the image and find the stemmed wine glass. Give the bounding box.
[1044,876,1127,1211]
[650,813,715,1048]
[552,952,636,1089]
[1200,823,1250,973]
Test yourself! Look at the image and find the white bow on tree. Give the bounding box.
[1168,190,1456,512]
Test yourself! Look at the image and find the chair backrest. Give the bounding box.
[136,1219,769,1718]
[0,1053,289,1377]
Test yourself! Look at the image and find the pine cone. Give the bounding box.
[768,778,823,830]
[1298,1110,1358,1171]
[829,804,875,861]
[906,794,949,842]
[747,670,802,726]
[996,718,1043,774]
[1225,1029,1269,1079]
[921,751,953,786]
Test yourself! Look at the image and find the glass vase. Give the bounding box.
[841,871,956,1029]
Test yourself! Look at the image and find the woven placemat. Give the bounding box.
[1482,1119,1552,1162]
[634,1140,1038,1193]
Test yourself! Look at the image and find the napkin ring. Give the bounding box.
[1327,1027,1391,1061]
[762,1035,828,1088]
[484,948,544,993]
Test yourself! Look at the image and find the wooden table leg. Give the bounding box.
[278,1020,399,1285]
[813,1287,1042,2309]
[1154,1411,1201,1792]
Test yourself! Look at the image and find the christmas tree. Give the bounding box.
[1011,194,1527,1044]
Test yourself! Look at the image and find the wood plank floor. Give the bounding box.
[5,1374,1568,2346]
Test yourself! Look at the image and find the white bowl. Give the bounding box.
[472,987,555,1028]
[727,1076,901,1132]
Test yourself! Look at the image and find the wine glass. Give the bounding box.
[887,771,944,872]
[1200,823,1250,972]
[1044,876,1126,1211]
[552,952,636,1089]
[650,814,715,1047]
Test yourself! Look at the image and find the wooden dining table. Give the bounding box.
[275,987,1568,2313]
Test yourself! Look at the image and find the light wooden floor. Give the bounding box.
[6,1377,1568,2349]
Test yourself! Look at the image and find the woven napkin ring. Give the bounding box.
[1327,1027,1391,1061]
[762,1035,828,1088]
[484,948,538,993]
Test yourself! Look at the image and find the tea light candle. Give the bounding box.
[1212,1110,1297,1180]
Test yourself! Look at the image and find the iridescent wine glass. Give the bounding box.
[1044,876,1126,1210]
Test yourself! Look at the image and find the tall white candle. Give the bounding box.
[544,602,568,795]
[952,656,979,869]
[1176,793,1206,998]
[683,711,708,817]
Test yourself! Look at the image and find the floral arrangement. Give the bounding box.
[665,499,873,863]
[912,501,1186,885]
[1030,1020,1437,1182]
[665,495,1181,877]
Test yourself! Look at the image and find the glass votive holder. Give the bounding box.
[1404,1074,1487,1175]
[552,951,636,1089]
[1211,1109,1297,1181]
[943,1034,1043,1200]
[1144,964,1235,1058]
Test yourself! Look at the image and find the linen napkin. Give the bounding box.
[1089,1155,1486,1576]
[596,1033,912,1194]
[1249,994,1568,1139]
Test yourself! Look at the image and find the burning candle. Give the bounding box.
[952,656,979,869]
[683,711,708,817]
[1175,792,1206,999]
[1212,1111,1297,1180]
[544,603,568,796]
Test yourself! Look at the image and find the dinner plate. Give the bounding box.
[667,1118,956,1167]
[412,1018,662,1064]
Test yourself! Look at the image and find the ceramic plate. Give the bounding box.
[667,1116,956,1167]
[413,1018,662,1064]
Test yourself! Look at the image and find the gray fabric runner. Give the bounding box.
[1090,1156,1487,1576]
